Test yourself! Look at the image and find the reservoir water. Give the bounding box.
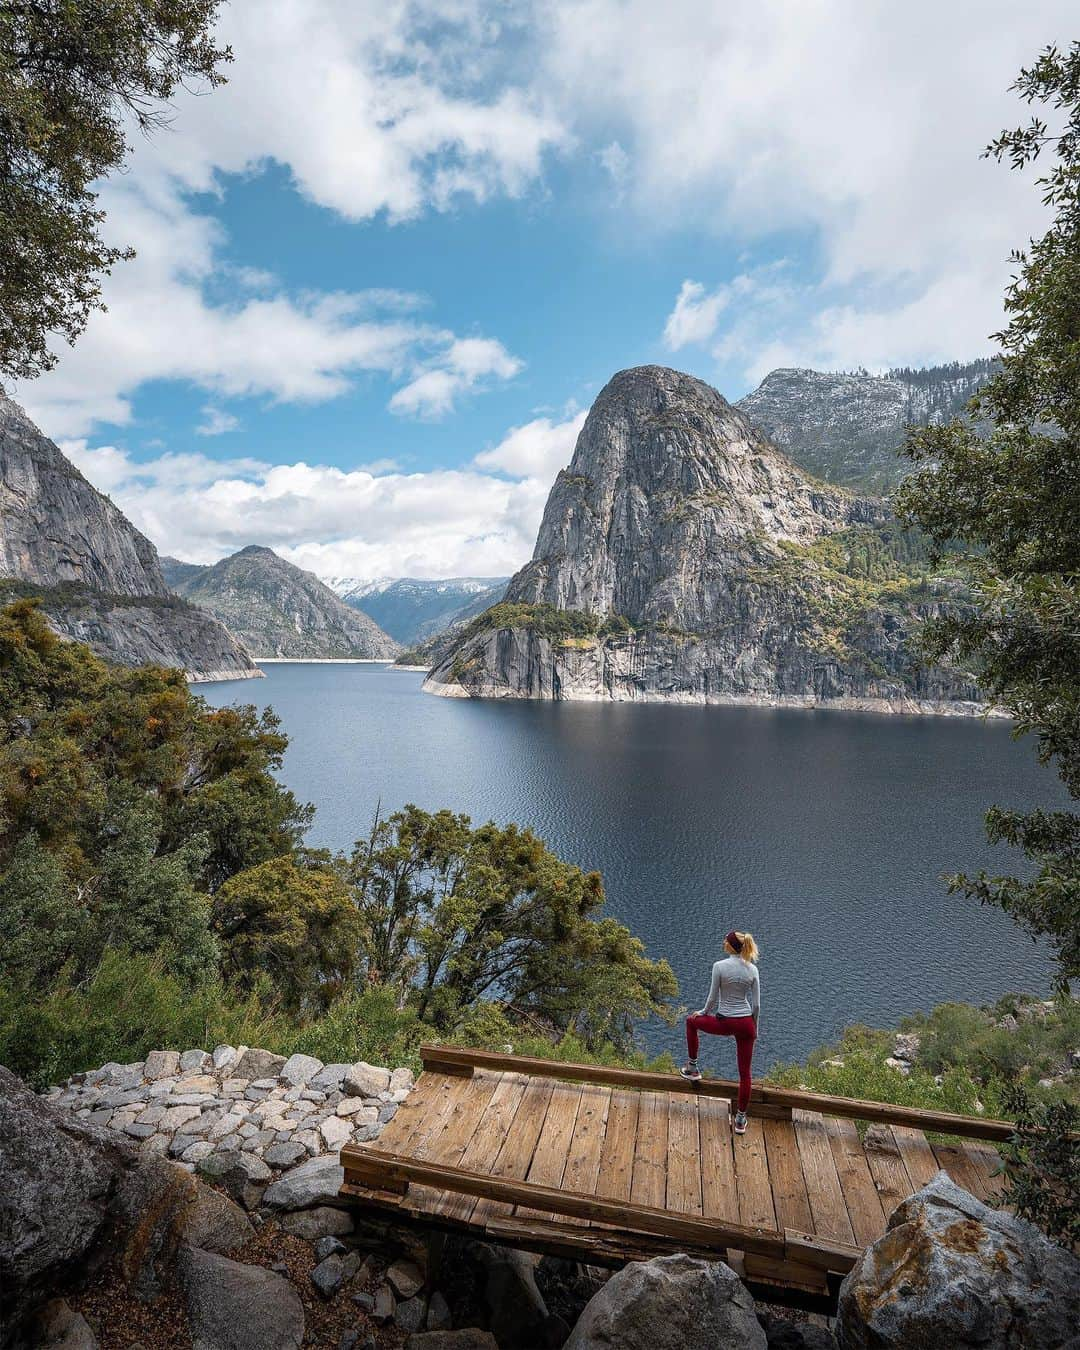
[202,664,1062,1069]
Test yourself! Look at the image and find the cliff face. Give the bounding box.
[171,546,400,659]
[425,366,984,714]
[0,393,259,681]
[736,361,994,491]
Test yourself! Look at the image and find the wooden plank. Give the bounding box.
[630,1092,670,1210]
[419,1045,1018,1141]
[733,1115,777,1230]
[517,1081,583,1222]
[470,1075,555,1225]
[698,1096,740,1224]
[891,1125,940,1191]
[793,1110,855,1245]
[763,1118,813,1235]
[823,1115,887,1247]
[666,1094,703,1216]
[372,1069,448,1154]
[559,1084,611,1226]
[594,1089,640,1207]
[932,1141,992,1202]
[339,1147,800,1261]
[966,1144,1007,1201]
[434,1072,529,1220]
[408,1070,501,1212]
[862,1123,916,1221]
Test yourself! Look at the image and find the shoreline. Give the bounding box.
[253,657,396,664]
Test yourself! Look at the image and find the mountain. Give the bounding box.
[424,365,983,715]
[326,576,508,645]
[168,546,400,659]
[160,556,210,591]
[0,392,259,681]
[736,359,995,491]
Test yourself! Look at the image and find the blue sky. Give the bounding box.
[13,1,1073,581]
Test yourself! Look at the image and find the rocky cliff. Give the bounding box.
[0,393,259,681]
[424,366,984,715]
[736,360,994,491]
[169,546,400,659]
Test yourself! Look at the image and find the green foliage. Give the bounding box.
[463,602,604,643]
[212,855,363,1013]
[344,804,677,1051]
[998,1086,1079,1248]
[897,45,1080,989]
[0,0,230,379]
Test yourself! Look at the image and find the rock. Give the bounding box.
[319,1115,353,1149]
[405,1334,499,1350]
[180,1049,212,1074]
[311,1063,351,1090]
[180,1246,304,1350]
[264,1141,308,1169]
[883,1056,911,1076]
[836,1172,1080,1349]
[181,1185,255,1254]
[892,1032,921,1063]
[312,1253,349,1299]
[233,1049,287,1081]
[196,1150,272,1210]
[336,1099,379,1121]
[390,1066,415,1092]
[425,365,982,714]
[396,1295,428,1333]
[213,1044,238,1072]
[0,1064,133,1337]
[467,1242,553,1350]
[34,1298,99,1348]
[758,1311,837,1349]
[343,1062,392,1098]
[262,1154,345,1210]
[279,1206,355,1240]
[564,1253,765,1350]
[315,1236,347,1261]
[181,1141,217,1164]
[279,1053,324,1087]
[373,1284,396,1323]
[387,1257,425,1299]
[426,1291,453,1331]
[144,1050,181,1081]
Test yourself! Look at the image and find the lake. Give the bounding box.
[201,664,1061,1069]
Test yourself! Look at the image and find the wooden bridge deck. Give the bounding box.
[340,1046,1008,1307]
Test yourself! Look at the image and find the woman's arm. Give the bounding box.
[751,966,760,1023]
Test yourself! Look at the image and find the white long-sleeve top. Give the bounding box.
[702,955,760,1019]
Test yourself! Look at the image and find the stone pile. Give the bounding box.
[40,1046,413,1172]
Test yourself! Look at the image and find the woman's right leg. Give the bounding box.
[686,1013,724,1060]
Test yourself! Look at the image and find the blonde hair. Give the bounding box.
[725,931,759,963]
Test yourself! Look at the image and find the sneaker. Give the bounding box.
[679,1060,702,1081]
[733,1110,748,1134]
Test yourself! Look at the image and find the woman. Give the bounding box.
[680,929,760,1134]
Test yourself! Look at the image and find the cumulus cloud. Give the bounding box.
[388,337,523,418]
[473,410,586,479]
[62,439,551,582]
[196,406,239,437]
[663,281,730,351]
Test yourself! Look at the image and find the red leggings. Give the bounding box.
[686,1014,757,1112]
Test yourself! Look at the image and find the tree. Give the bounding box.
[0,0,230,380]
[212,855,362,1013]
[345,805,677,1052]
[897,43,1080,990]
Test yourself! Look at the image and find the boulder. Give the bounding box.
[837,1172,1080,1349]
[196,1150,271,1210]
[180,1186,254,1255]
[467,1242,554,1350]
[564,1254,765,1350]
[33,1298,99,1348]
[232,1049,287,1081]
[212,1045,237,1072]
[144,1050,180,1081]
[180,1246,304,1350]
[343,1062,391,1098]
[387,1257,425,1299]
[396,1295,428,1333]
[758,1312,837,1349]
[0,1064,134,1339]
[279,1054,324,1087]
[262,1154,345,1211]
[180,1049,212,1074]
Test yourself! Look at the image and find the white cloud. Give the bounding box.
[474,410,586,479]
[196,406,240,437]
[62,439,551,581]
[388,337,523,418]
[663,281,729,351]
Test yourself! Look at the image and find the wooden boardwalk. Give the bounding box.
[340,1046,1009,1307]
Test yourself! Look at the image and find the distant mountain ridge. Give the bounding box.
[736,359,995,491]
[425,365,983,715]
[166,547,400,659]
[0,392,258,681]
[326,575,508,645]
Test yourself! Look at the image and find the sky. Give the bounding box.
[12,1,1075,582]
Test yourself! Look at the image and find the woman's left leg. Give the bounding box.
[731,1018,757,1113]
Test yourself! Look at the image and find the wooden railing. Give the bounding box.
[419,1044,1018,1142]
